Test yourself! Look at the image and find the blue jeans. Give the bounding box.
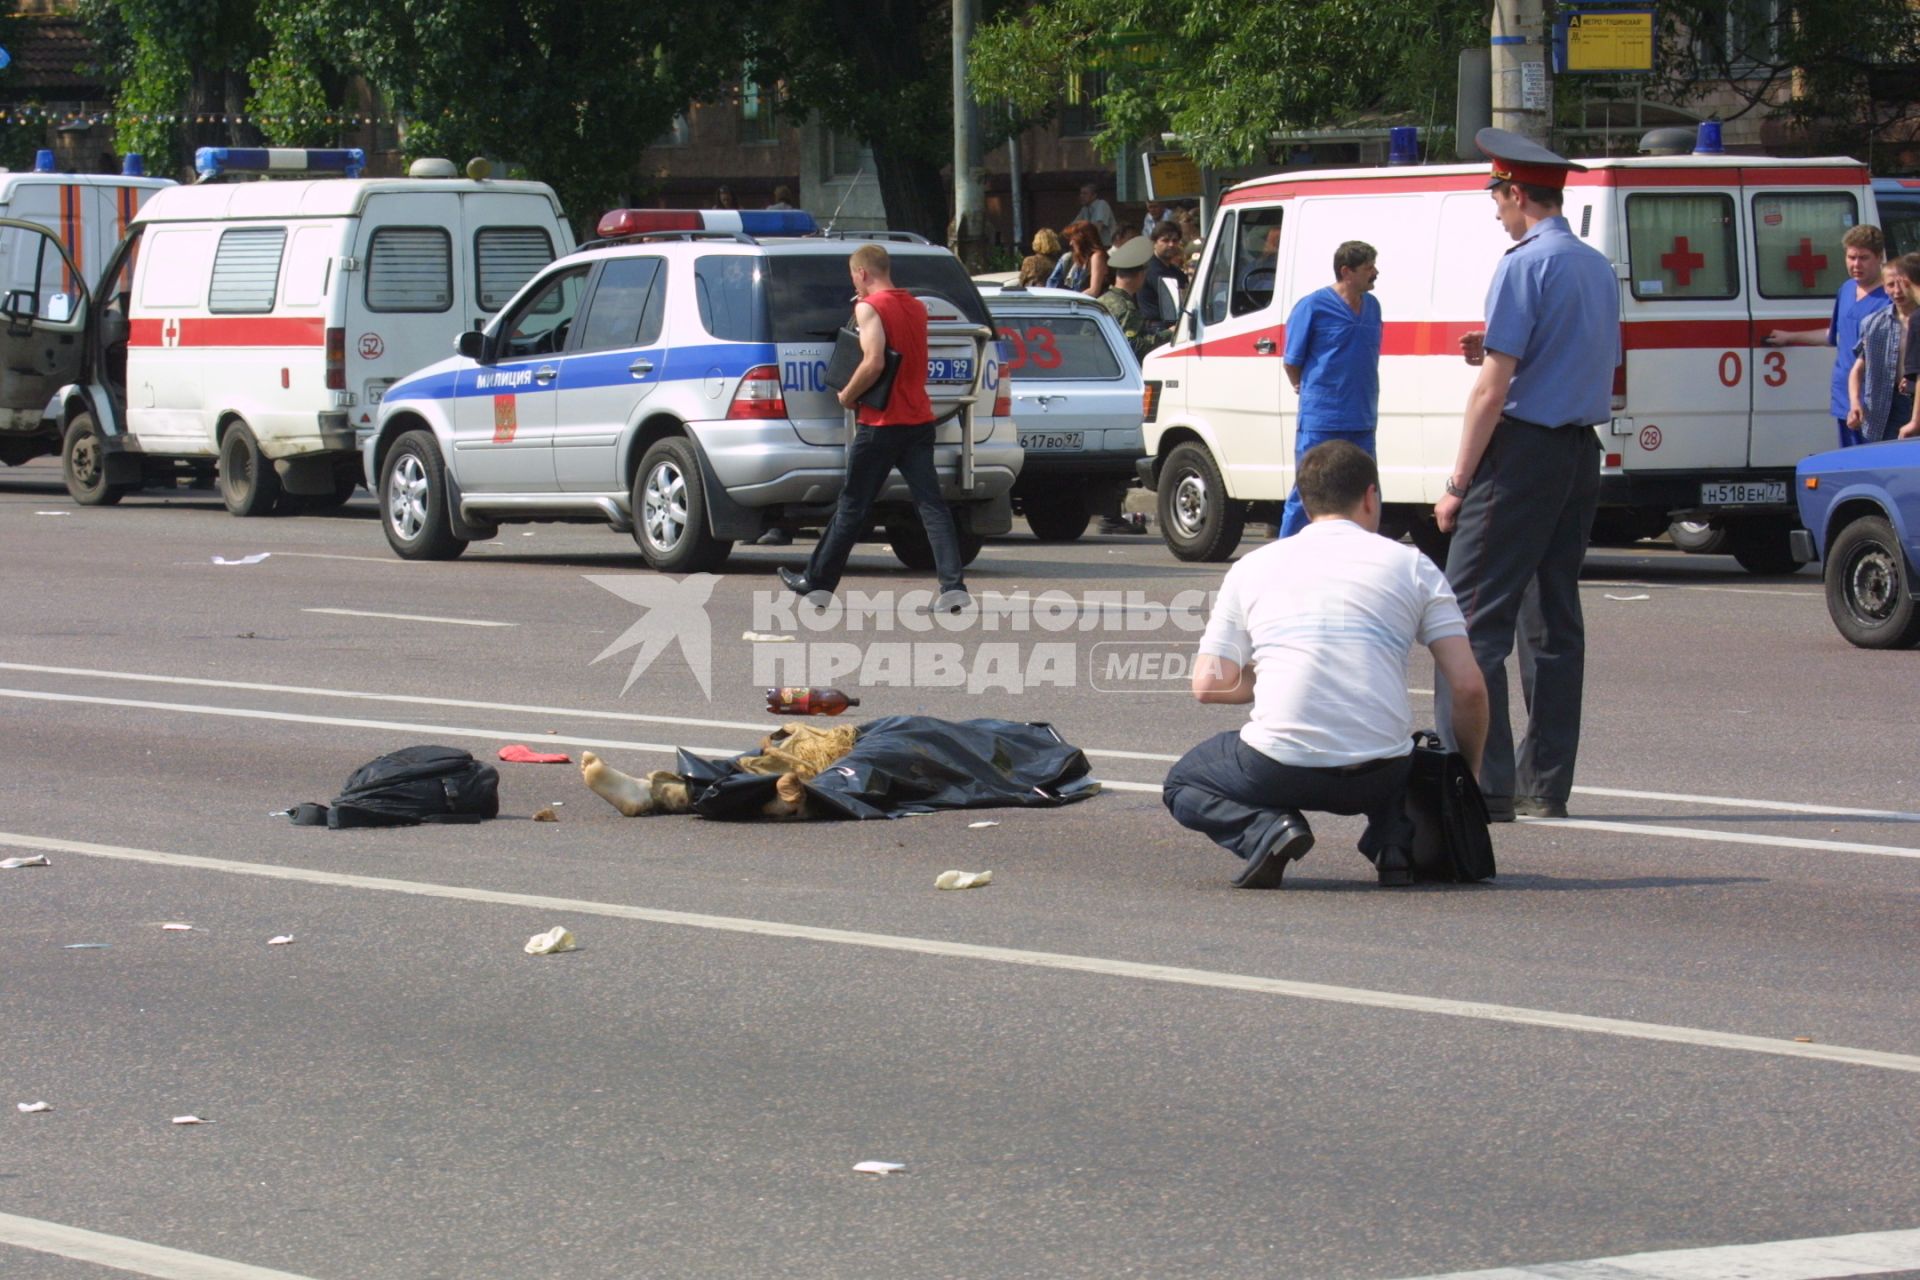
[1277,427,1375,538]
[1162,730,1414,864]
[1836,416,1861,449]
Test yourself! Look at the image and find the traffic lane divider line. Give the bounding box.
[6,681,1920,855]
[1521,817,1920,861]
[300,607,517,628]
[1383,1223,1920,1280]
[6,829,1920,1077]
[0,1209,321,1280]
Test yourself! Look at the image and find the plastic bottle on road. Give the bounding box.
[765,687,861,716]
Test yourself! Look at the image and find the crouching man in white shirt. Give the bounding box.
[1163,441,1490,888]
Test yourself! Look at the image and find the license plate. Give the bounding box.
[1020,431,1084,451]
[1700,481,1787,506]
[927,357,974,384]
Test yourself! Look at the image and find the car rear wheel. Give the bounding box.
[1023,490,1091,542]
[218,422,281,517]
[633,437,732,572]
[1667,519,1727,555]
[1823,515,1920,649]
[61,413,129,506]
[380,430,467,560]
[1156,442,1244,562]
[886,520,985,570]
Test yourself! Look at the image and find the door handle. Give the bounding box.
[534,365,558,384]
[1034,394,1059,405]
[1254,337,1276,355]
[628,358,654,377]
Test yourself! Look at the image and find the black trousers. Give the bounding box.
[1162,731,1415,864]
[1437,417,1600,804]
[806,422,966,594]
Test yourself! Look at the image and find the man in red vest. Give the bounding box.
[779,244,971,611]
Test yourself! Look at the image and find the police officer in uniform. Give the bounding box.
[1432,128,1619,822]
[1098,236,1173,360]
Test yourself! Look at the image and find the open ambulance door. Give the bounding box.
[0,217,88,420]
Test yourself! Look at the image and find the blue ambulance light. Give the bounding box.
[1693,120,1725,155]
[1387,126,1419,167]
[121,153,145,176]
[195,147,368,179]
[736,209,817,236]
[33,149,54,173]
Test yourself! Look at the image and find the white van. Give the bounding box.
[1138,152,1877,573]
[22,148,573,513]
[0,167,173,461]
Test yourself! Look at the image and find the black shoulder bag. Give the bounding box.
[1404,731,1496,882]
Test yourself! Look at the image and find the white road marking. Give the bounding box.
[1582,578,1820,598]
[272,552,416,565]
[300,607,516,628]
[1524,817,1920,861]
[3,663,1917,829]
[6,828,1920,1077]
[0,1209,319,1280]
[1387,1224,1920,1279]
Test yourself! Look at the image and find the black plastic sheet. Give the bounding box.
[679,716,1100,820]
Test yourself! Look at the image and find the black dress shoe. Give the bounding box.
[1514,796,1568,819]
[777,567,813,595]
[1232,817,1314,889]
[1375,845,1414,887]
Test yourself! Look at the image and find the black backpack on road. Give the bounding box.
[289,745,500,829]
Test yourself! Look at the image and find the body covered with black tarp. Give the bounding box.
[677,716,1099,819]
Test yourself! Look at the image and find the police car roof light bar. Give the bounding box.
[576,230,755,252]
[194,147,368,182]
[596,208,820,241]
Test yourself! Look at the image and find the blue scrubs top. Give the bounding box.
[1482,216,1620,428]
[1827,280,1890,420]
[1282,286,1382,433]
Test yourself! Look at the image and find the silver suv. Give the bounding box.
[978,284,1145,541]
[366,209,1022,569]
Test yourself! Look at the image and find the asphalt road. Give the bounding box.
[3,458,1917,1280]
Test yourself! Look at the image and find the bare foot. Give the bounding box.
[581,751,654,816]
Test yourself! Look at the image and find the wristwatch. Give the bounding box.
[1444,477,1470,499]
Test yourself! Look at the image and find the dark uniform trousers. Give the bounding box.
[1438,416,1600,804]
[1162,731,1415,865]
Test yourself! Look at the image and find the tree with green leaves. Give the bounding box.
[969,0,1486,170]
[77,0,270,170]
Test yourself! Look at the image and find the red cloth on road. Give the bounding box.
[498,744,572,764]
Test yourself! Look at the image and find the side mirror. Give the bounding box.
[2,288,36,329]
[455,329,485,361]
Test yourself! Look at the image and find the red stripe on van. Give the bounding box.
[127,317,327,347]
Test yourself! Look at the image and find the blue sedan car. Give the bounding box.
[1793,438,1920,648]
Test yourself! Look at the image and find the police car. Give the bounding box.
[364,209,1020,569]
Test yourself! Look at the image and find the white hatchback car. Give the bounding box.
[366,208,1022,570]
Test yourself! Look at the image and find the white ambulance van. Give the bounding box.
[0,156,173,464]
[22,147,572,513]
[1138,151,1877,573]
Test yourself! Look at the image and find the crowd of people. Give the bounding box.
[1019,184,1205,354]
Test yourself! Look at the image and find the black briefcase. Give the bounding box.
[824,324,901,412]
[1404,731,1496,882]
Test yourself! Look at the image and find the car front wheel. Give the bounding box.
[633,437,732,572]
[380,430,467,560]
[1823,515,1920,649]
[62,413,128,506]
[1156,442,1244,562]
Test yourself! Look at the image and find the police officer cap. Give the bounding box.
[1476,127,1588,190]
[1107,237,1154,271]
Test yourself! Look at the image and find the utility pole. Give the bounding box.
[951,0,988,268]
[1490,0,1551,145]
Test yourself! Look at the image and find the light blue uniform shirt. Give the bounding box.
[1482,216,1620,428]
[1282,286,1382,433]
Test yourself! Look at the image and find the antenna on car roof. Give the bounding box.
[822,159,866,237]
